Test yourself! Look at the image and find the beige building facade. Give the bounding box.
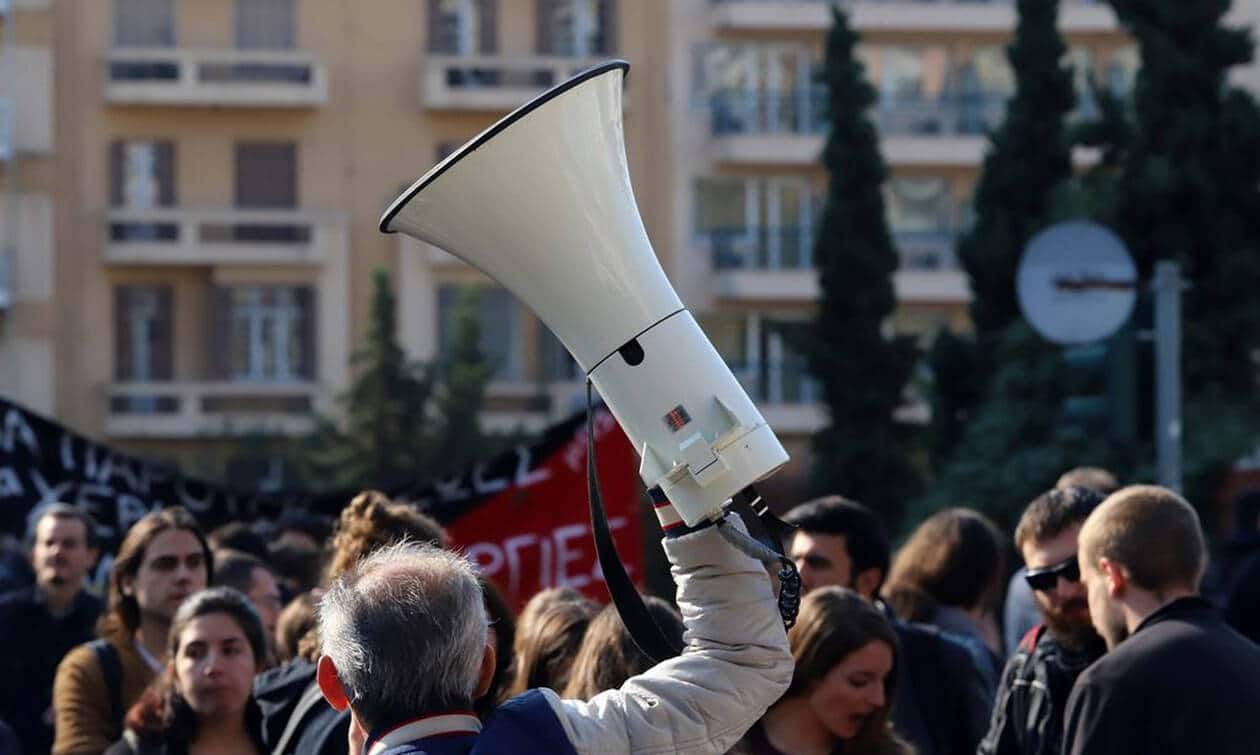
[0,0,1139,489]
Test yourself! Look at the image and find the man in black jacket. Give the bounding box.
[979,487,1106,755]
[1063,485,1260,755]
[785,497,992,755]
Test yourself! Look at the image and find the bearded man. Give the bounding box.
[978,487,1106,755]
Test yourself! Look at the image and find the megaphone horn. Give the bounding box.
[381,60,788,530]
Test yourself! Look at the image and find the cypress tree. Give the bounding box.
[433,286,492,475]
[802,6,920,521]
[305,269,437,489]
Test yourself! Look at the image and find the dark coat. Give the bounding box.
[978,624,1104,755]
[254,658,347,755]
[1063,597,1260,755]
[886,610,992,755]
[0,586,102,753]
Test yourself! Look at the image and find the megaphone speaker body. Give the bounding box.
[382,61,788,527]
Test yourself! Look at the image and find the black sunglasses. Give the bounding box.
[1024,556,1080,592]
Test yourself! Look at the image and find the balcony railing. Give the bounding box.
[709,89,1007,137]
[103,207,348,266]
[105,48,329,107]
[706,227,814,271]
[0,98,13,161]
[0,249,10,310]
[701,225,959,272]
[104,381,320,438]
[422,54,607,110]
[729,360,822,406]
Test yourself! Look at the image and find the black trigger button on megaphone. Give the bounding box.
[618,338,645,366]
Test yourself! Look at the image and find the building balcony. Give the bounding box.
[709,0,1118,34]
[421,54,607,111]
[729,361,826,434]
[707,90,1004,166]
[104,48,329,107]
[104,380,320,438]
[701,226,968,303]
[102,207,348,266]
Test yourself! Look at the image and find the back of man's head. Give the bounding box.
[1015,486,1105,551]
[319,540,488,730]
[783,496,891,581]
[1056,466,1120,496]
[1080,485,1206,593]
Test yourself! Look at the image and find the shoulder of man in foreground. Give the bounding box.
[538,515,794,755]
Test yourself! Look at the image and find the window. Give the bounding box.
[429,0,498,54]
[113,0,175,47]
[236,142,297,209]
[1106,47,1139,96]
[212,286,315,381]
[885,177,956,270]
[114,285,174,381]
[437,285,522,381]
[693,43,820,135]
[539,328,579,381]
[235,0,297,50]
[694,177,815,270]
[108,140,178,241]
[113,285,175,414]
[538,0,615,56]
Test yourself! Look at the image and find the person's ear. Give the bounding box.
[473,642,497,699]
[853,567,884,601]
[1098,557,1127,597]
[316,655,349,711]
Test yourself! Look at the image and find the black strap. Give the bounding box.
[586,381,685,663]
[90,639,123,730]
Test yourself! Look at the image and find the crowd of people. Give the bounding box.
[2,468,1260,754]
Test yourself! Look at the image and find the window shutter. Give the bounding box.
[109,140,125,208]
[155,141,176,207]
[598,0,617,55]
[235,142,297,208]
[296,286,318,380]
[536,0,557,54]
[427,0,445,52]
[478,0,498,54]
[209,286,233,380]
[153,285,174,380]
[115,286,134,381]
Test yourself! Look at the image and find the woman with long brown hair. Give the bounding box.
[562,596,684,701]
[507,587,599,697]
[105,587,267,755]
[740,587,911,755]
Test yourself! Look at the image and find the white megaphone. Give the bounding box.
[381,61,788,529]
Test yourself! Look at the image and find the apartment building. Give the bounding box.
[0,0,56,418]
[0,0,1139,490]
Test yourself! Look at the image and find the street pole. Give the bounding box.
[1153,261,1183,492]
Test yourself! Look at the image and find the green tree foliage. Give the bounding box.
[1105,0,1260,507]
[928,0,1078,461]
[433,286,493,475]
[304,269,438,489]
[801,7,921,522]
[956,0,1076,337]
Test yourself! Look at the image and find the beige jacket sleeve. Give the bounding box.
[547,514,794,754]
[52,643,116,755]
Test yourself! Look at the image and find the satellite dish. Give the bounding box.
[1017,221,1137,345]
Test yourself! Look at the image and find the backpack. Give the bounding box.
[90,639,124,729]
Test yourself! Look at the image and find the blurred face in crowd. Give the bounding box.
[246,566,283,642]
[174,612,257,719]
[32,515,96,593]
[790,532,854,596]
[808,639,893,740]
[1022,525,1096,648]
[1081,558,1129,650]
[126,529,208,623]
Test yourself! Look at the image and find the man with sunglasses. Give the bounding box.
[979,486,1106,755]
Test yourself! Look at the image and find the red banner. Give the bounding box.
[444,409,642,611]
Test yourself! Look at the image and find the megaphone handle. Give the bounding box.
[586,380,686,664]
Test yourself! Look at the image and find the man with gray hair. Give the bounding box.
[1063,485,1260,755]
[316,510,793,754]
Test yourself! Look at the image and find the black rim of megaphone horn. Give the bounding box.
[379,59,631,235]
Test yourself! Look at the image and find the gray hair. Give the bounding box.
[318,540,488,729]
